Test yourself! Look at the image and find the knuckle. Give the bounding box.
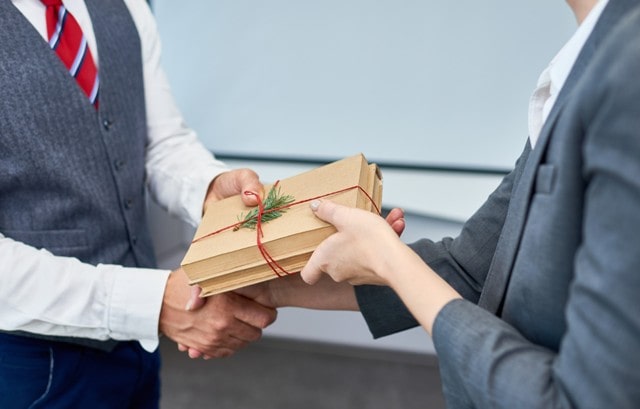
[214,349,235,359]
[260,309,278,328]
[247,329,263,342]
[206,332,224,345]
[238,168,258,180]
[212,316,234,331]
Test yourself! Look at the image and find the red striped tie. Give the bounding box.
[41,0,100,107]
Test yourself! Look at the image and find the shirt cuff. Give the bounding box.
[107,265,171,352]
[355,284,419,338]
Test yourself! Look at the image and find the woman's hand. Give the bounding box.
[300,200,461,335]
[300,200,406,286]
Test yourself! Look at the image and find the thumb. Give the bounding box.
[237,171,264,207]
[185,285,206,311]
[309,200,346,229]
[300,251,325,285]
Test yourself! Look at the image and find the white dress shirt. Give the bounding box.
[1,0,229,351]
[528,0,609,148]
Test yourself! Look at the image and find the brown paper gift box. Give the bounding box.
[181,153,383,297]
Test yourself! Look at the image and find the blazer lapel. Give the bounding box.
[477,0,635,314]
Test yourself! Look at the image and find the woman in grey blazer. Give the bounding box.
[295,0,640,407]
[186,0,640,407]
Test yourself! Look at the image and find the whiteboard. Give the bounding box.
[152,0,576,169]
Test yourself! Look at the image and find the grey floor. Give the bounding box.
[160,336,446,409]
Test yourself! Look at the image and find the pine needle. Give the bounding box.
[234,184,295,231]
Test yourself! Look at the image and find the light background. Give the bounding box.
[152,0,575,169]
[150,0,577,353]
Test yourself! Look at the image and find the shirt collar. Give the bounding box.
[547,0,609,100]
[528,0,609,147]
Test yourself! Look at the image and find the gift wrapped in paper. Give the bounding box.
[181,153,383,296]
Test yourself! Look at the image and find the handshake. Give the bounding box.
[158,265,280,360]
[158,156,405,360]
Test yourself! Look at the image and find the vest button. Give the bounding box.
[114,159,125,171]
[131,236,138,245]
[102,118,112,130]
[124,198,133,209]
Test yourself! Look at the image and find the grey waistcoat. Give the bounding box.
[0,0,157,350]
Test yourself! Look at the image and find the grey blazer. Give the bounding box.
[356,0,640,407]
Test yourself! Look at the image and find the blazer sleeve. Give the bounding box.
[355,144,531,338]
[431,18,640,407]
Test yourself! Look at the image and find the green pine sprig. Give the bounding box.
[234,184,295,231]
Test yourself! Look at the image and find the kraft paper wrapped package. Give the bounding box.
[181,154,383,296]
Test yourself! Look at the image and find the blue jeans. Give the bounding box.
[0,333,160,408]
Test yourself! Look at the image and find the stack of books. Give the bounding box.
[181,153,383,297]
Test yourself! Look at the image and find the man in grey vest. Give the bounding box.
[0,0,276,407]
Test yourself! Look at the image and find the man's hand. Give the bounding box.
[385,207,406,236]
[159,269,277,359]
[175,167,266,358]
[203,168,264,214]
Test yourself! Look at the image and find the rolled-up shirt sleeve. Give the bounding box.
[128,0,229,227]
[0,234,170,352]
